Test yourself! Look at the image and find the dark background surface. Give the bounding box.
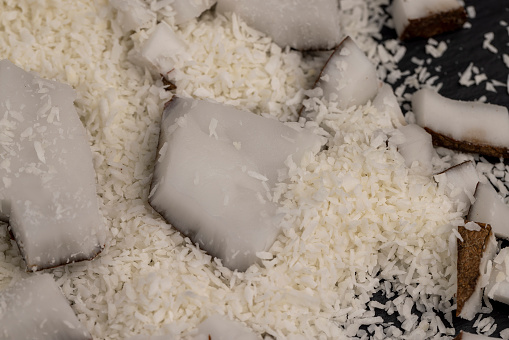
[373,0,509,338]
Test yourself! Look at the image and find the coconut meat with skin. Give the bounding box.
[434,161,479,216]
[0,60,105,271]
[392,0,465,39]
[468,182,509,239]
[0,274,91,340]
[215,0,341,51]
[485,247,509,306]
[149,97,326,271]
[412,88,509,150]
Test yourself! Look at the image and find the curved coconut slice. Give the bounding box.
[0,60,106,271]
[390,124,434,176]
[392,0,467,40]
[412,88,509,158]
[467,182,509,239]
[0,274,91,340]
[434,161,479,215]
[454,331,499,340]
[485,247,509,306]
[149,97,325,271]
[456,222,497,320]
[215,0,341,51]
[302,37,380,118]
[194,315,261,340]
[172,0,216,25]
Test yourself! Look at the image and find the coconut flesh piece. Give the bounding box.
[109,0,156,35]
[0,60,105,271]
[0,274,91,340]
[302,37,380,119]
[149,97,326,271]
[171,0,217,25]
[485,247,509,306]
[129,21,189,79]
[456,222,497,321]
[467,182,509,239]
[372,83,406,127]
[389,124,434,176]
[392,0,467,40]
[193,315,261,340]
[454,331,499,340]
[434,161,479,216]
[215,0,341,51]
[412,88,509,158]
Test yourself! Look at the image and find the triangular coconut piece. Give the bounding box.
[149,96,326,271]
[0,274,91,339]
[412,88,509,158]
[467,182,509,239]
[454,331,499,340]
[434,161,479,215]
[456,222,497,320]
[392,0,467,40]
[301,36,380,118]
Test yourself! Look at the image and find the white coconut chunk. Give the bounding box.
[372,83,406,127]
[137,22,189,77]
[215,0,341,50]
[454,331,500,340]
[193,315,261,340]
[390,124,433,176]
[110,0,156,34]
[486,247,509,305]
[0,60,105,271]
[392,0,466,40]
[0,274,91,339]
[456,223,497,320]
[413,88,509,157]
[468,182,509,239]
[171,0,216,25]
[313,37,379,110]
[149,97,325,271]
[434,161,479,215]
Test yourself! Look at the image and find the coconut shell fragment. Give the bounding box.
[456,222,497,320]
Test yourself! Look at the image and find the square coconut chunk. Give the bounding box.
[0,274,91,340]
[171,0,216,25]
[0,60,105,271]
[149,97,326,271]
[392,0,467,40]
[389,124,434,176]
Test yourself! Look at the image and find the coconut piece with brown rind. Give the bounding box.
[456,222,497,320]
[0,274,91,340]
[412,88,509,158]
[453,331,499,340]
[392,0,467,40]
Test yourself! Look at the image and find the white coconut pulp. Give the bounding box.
[412,88,509,149]
[215,0,341,50]
[0,60,105,271]
[468,182,509,240]
[0,274,91,340]
[149,97,325,271]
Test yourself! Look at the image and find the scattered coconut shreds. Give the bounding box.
[0,0,507,339]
